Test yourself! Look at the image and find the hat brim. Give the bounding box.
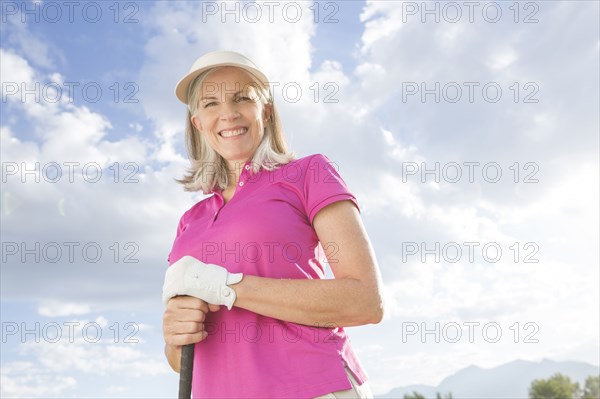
[175,63,270,105]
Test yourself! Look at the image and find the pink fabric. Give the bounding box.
[167,154,369,398]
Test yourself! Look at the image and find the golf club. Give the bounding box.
[179,343,194,398]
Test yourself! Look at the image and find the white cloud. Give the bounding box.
[0,50,196,308]
[486,48,519,70]
[0,362,77,397]
[26,341,169,377]
[358,1,404,52]
[1,314,171,397]
[1,49,148,166]
[0,18,63,70]
[1,48,37,87]
[37,301,91,317]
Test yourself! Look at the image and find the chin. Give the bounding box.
[221,150,253,163]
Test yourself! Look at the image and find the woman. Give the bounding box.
[162,50,385,399]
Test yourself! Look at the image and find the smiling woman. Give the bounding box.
[188,66,286,194]
[176,52,293,194]
[161,50,384,399]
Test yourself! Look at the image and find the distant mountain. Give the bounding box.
[378,358,599,398]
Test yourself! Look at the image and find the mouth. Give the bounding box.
[219,127,248,138]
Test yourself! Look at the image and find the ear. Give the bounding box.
[262,103,272,124]
[190,114,203,132]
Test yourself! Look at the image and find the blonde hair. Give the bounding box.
[177,67,294,193]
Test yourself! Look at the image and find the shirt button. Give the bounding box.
[239,181,244,186]
[222,288,231,297]
[244,165,250,170]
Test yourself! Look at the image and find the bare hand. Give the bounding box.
[163,296,220,347]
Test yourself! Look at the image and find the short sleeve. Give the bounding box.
[303,154,360,224]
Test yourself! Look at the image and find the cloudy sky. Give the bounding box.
[1,0,598,397]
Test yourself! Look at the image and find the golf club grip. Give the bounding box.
[179,343,194,399]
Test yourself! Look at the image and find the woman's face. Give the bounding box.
[190,66,270,170]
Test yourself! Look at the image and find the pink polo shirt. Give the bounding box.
[167,153,369,398]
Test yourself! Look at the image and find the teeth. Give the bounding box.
[220,128,247,138]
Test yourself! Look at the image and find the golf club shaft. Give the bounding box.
[179,343,194,399]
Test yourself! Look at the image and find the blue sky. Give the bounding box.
[1,0,599,397]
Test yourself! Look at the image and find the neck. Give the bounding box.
[225,158,249,187]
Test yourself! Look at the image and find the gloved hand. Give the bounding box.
[162,256,243,310]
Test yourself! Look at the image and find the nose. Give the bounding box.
[219,101,240,121]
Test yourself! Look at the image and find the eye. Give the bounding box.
[203,101,217,108]
[236,95,254,102]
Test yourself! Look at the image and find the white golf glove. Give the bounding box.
[162,256,243,310]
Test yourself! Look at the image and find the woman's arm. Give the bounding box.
[233,200,385,327]
[163,296,220,372]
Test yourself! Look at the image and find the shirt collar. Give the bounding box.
[208,160,255,194]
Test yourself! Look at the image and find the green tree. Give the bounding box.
[529,373,580,399]
[582,375,600,399]
[436,393,453,399]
